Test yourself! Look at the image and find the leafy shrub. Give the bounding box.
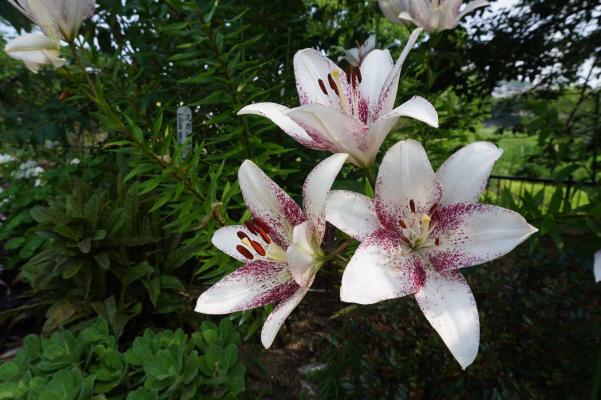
[18,180,202,336]
[0,318,245,400]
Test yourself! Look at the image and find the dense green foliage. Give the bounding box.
[0,318,245,399]
[0,0,599,398]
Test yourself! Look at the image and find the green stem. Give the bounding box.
[363,166,376,190]
[66,41,207,202]
[324,239,353,263]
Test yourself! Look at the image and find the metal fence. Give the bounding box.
[484,175,596,211]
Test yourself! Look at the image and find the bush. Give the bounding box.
[0,318,245,399]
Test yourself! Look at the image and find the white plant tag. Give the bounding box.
[177,106,192,157]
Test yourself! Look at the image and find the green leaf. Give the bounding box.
[94,252,110,270]
[77,237,92,254]
[4,237,25,250]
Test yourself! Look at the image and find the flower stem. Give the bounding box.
[324,239,353,262]
[363,166,376,194]
[65,41,207,203]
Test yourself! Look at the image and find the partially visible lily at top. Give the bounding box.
[4,0,96,73]
[238,29,438,168]
[343,34,377,67]
[378,0,489,33]
[326,140,537,369]
[8,0,96,42]
[594,251,600,283]
[195,153,348,348]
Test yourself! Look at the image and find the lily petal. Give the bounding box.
[436,141,502,206]
[287,105,367,165]
[286,221,318,287]
[415,268,479,370]
[375,140,441,231]
[195,261,297,314]
[293,48,350,111]
[340,230,423,304]
[594,250,601,283]
[212,225,269,263]
[429,203,538,271]
[359,49,394,121]
[372,28,422,120]
[239,161,305,248]
[326,190,380,241]
[237,102,319,150]
[364,96,438,164]
[261,280,313,348]
[4,33,65,73]
[303,153,348,244]
[458,0,489,20]
[377,0,410,24]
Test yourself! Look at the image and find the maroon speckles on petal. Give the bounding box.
[236,245,254,260]
[435,238,440,246]
[412,263,426,288]
[247,280,299,308]
[429,250,478,273]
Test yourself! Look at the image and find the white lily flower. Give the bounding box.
[326,140,537,369]
[378,0,489,32]
[8,0,96,42]
[595,251,601,283]
[4,33,66,73]
[344,34,377,67]
[196,153,348,348]
[238,29,438,168]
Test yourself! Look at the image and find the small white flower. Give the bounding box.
[595,251,601,283]
[0,154,16,164]
[69,158,81,165]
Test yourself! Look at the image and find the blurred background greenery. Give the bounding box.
[0,0,599,398]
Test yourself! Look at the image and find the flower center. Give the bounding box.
[316,67,367,124]
[399,200,441,250]
[235,219,286,262]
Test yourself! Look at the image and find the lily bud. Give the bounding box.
[377,0,489,33]
[4,33,66,73]
[8,0,96,42]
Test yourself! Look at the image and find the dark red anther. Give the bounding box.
[399,220,407,229]
[400,235,412,245]
[253,219,271,244]
[236,245,254,260]
[237,231,249,240]
[355,67,362,83]
[318,79,328,95]
[345,68,351,84]
[253,219,270,233]
[327,73,339,96]
[351,68,358,89]
[244,221,257,235]
[435,238,440,246]
[428,203,438,215]
[409,199,416,213]
[250,240,266,256]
